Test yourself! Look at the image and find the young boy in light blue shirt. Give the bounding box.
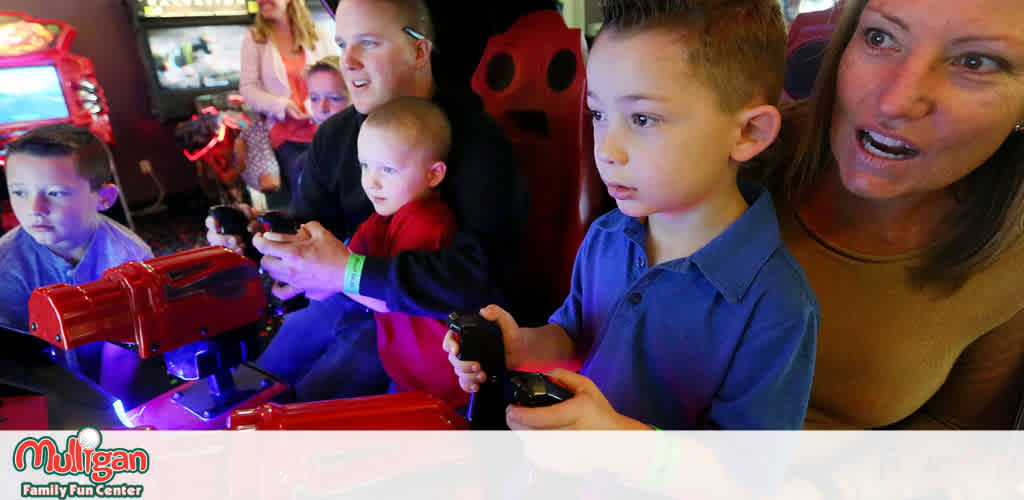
[0,124,153,388]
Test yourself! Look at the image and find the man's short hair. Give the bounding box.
[363,97,451,161]
[5,123,113,190]
[362,0,435,41]
[599,0,787,111]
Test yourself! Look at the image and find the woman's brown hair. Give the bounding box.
[756,0,1024,294]
[251,0,320,52]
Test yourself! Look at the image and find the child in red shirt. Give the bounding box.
[342,97,466,408]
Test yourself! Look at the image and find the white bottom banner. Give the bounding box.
[3,430,1023,500]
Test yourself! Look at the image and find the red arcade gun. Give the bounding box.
[0,12,118,232]
[25,244,473,430]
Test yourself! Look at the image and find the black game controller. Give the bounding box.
[447,312,508,429]
[507,371,573,407]
[209,205,260,263]
[256,210,299,234]
[208,206,308,314]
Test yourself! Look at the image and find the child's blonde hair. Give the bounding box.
[363,97,451,161]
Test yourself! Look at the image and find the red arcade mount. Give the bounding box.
[27,246,290,430]
[0,11,116,231]
[25,203,470,431]
[26,244,568,431]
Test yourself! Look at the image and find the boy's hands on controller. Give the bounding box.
[443,304,527,393]
[204,203,261,253]
[506,369,650,430]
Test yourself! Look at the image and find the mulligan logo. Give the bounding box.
[13,427,148,498]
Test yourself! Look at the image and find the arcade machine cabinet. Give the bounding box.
[0,12,132,233]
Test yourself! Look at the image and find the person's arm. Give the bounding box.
[512,323,578,371]
[345,201,457,313]
[354,112,529,318]
[239,31,290,120]
[708,297,819,430]
[337,217,388,311]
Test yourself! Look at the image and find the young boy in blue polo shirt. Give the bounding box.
[445,0,819,429]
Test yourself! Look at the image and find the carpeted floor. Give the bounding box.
[130,191,211,257]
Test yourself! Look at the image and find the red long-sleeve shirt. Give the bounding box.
[348,191,469,408]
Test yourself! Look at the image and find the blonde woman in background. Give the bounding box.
[240,0,334,208]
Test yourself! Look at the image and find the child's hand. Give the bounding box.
[505,369,649,430]
[204,203,260,253]
[442,304,526,393]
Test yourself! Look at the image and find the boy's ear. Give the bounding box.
[427,161,446,188]
[730,104,782,163]
[96,184,119,211]
[413,39,432,70]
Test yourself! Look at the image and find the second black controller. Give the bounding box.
[507,371,573,408]
[447,312,574,429]
[208,206,308,314]
[448,311,508,430]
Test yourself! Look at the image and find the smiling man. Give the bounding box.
[228,0,530,402]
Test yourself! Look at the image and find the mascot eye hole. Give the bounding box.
[547,49,577,92]
[485,52,516,92]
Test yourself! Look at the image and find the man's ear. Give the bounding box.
[427,161,446,188]
[730,104,782,163]
[96,183,119,211]
[413,38,432,70]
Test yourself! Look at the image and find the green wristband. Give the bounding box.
[343,253,365,294]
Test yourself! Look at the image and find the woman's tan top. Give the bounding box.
[778,206,1024,428]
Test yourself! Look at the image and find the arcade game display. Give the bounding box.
[126,0,257,122]
[0,12,129,232]
[127,0,334,122]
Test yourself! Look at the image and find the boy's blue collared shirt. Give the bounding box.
[549,179,819,429]
[0,215,153,332]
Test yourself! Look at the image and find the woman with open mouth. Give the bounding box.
[751,0,1024,429]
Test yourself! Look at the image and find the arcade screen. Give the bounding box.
[146,24,248,90]
[0,65,69,126]
[135,0,256,18]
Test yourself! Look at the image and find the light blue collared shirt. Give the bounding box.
[0,215,153,332]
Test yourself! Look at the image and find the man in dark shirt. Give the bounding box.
[206,0,529,401]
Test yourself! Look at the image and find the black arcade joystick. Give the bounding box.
[208,206,308,315]
[447,312,508,430]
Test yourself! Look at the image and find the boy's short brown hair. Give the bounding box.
[363,96,451,161]
[599,0,787,111]
[5,123,113,190]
